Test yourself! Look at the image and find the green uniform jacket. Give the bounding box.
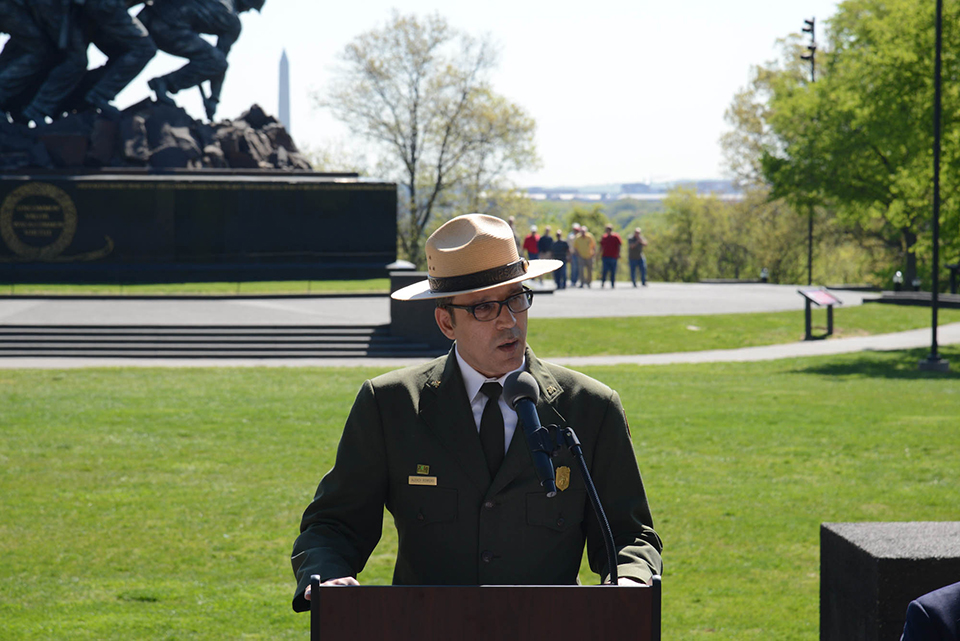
[291,347,662,612]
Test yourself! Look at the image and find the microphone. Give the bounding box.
[504,371,557,497]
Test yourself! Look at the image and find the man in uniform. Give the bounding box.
[139,0,264,121]
[291,214,662,610]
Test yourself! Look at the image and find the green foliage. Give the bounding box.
[642,185,894,285]
[725,0,960,285]
[563,204,608,235]
[319,12,539,268]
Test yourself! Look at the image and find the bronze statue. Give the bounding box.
[0,0,262,125]
[140,0,265,121]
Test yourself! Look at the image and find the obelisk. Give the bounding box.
[279,49,291,132]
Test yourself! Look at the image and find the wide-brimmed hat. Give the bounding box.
[391,214,562,301]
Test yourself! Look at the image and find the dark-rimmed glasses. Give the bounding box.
[442,288,534,322]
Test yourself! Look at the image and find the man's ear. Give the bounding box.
[435,306,457,340]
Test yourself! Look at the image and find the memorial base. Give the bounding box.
[0,172,397,283]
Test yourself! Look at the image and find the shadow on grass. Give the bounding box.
[792,347,960,380]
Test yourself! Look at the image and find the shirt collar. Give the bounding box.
[455,345,526,402]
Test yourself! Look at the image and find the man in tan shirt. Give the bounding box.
[573,225,597,288]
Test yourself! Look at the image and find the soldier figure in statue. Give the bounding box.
[139,0,265,121]
[78,0,157,116]
[7,0,89,124]
[0,0,56,120]
[1,0,156,123]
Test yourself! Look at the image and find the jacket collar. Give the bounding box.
[418,344,565,496]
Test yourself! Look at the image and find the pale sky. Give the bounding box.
[77,1,837,186]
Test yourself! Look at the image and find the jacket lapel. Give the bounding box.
[489,348,565,496]
[418,347,492,494]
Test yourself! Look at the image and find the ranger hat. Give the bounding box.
[391,214,562,301]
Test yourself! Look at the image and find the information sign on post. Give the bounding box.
[798,288,843,341]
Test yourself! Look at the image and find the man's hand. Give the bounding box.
[304,576,360,600]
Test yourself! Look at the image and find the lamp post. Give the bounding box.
[919,0,949,371]
[801,18,817,286]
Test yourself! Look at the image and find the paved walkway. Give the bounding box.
[0,283,951,369]
[0,283,871,327]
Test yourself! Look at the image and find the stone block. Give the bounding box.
[390,271,453,351]
[821,522,960,641]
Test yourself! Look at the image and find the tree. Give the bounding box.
[564,205,608,237]
[321,12,539,267]
[731,0,960,285]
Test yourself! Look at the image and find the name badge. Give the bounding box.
[408,475,438,486]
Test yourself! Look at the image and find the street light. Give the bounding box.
[801,18,816,286]
[919,0,949,371]
[801,18,817,82]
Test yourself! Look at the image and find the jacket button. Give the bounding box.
[556,517,565,527]
[483,501,495,509]
[481,550,494,563]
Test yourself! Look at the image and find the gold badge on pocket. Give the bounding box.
[556,466,571,491]
[416,464,430,475]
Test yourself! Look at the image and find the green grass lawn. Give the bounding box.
[1,350,958,639]
[0,279,391,296]
[529,304,960,357]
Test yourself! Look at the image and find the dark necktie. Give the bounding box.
[479,382,505,478]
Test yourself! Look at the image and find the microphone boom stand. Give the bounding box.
[547,424,619,586]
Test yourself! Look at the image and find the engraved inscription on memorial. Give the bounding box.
[1,183,76,259]
[0,182,112,262]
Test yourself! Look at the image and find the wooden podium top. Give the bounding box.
[310,579,661,641]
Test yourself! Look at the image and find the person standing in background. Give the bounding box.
[537,225,554,260]
[567,223,581,287]
[599,224,623,289]
[523,225,540,262]
[551,229,570,290]
[573,225,596,288]
[628,228,648,287]
[535,225,554,284]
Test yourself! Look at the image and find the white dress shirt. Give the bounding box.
[454,346,524,454]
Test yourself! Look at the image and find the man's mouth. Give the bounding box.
[498,338,521,351]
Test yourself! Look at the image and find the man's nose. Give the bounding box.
[495,304,518,328]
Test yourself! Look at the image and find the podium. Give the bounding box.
[309,576,662,640]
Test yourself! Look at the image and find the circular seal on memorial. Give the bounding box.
[0,182,78,260]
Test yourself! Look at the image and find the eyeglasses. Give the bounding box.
[443,288,534,322]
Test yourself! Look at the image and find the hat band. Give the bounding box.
[428,259,528,294]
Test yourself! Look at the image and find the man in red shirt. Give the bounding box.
[599,224,623,288]
[522,225,540,261]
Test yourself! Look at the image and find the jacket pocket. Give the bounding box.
[400,486,459,526]
[525,490,586,532]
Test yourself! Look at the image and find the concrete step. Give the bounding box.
[0,324,441,359]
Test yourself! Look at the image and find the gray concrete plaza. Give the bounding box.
[0,283,869,327]
[1,282,955,369]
